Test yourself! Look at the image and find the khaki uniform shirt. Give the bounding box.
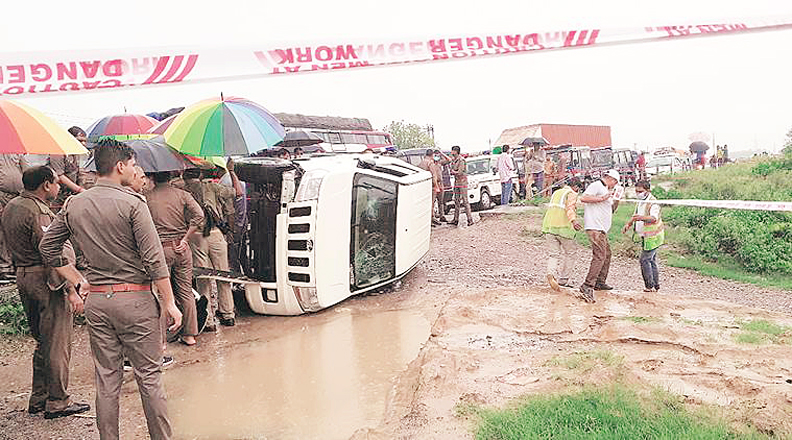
[3,192,77,290]
[418,157,441,191]
[0,154,28,197]
[526,149,546,174]
[449,156,468,188]
[146,182,204,242]
[48,155,81,185]
[183,178,235,227]
[40,179,169,285]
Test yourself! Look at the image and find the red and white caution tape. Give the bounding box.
[622,198,792,212]
[1,16,792,98]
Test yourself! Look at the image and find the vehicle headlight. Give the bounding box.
[295,169,328,201]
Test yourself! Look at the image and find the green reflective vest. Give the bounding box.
[542,186,576,239]
[635,193,665,250]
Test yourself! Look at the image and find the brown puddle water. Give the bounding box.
[166,310,430,440]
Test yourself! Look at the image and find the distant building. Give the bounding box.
[495,123,612,148]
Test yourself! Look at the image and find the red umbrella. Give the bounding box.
[86,113,158,142]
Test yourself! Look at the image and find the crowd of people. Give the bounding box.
[1,125,670,439]
[541,170,664,303]
[1,127,252,439]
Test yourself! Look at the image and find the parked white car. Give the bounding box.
[464,155,518,210]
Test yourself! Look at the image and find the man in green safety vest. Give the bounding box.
[622,180,664,292]
[541,178,584,294]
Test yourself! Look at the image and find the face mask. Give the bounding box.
[637,192,649,199]
[434,156,440,161]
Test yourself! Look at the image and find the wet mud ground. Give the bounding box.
[2,209,792,439]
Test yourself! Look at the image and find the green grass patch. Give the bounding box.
[741,319,789,336]
[0,300,28,336]
[545,350,623,373]
[733,319,792,345]
[664,252,792,291]
[512,196,550,207]
[623,316,660,324]
[473,385,771,440]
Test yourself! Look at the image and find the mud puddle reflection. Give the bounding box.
[167,310,430,440]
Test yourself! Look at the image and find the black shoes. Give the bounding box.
[594,283,614,291]
[219,317,235,327]
[28,405,44,415]
[44,403,90,419]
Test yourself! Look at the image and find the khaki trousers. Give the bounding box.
[433,190,445,219]
[16,267,72,412]
[189,228,234,320]
[584,230,612,288]
[545,234,576,283]
[452,188,473,223]
[84,291,171,440]
[162,244,198,336]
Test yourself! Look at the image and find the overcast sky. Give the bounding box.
[3,0,792,153]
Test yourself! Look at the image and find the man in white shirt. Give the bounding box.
[496,145,515,206]
[578,169,620,302]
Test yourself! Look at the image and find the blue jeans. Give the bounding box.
[640,247,660,289]
[500,182,513,205]
[533,172,544,193]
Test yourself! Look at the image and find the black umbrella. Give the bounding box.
[689,141,709,153]
[84,136,194,173]
[275,129,324,147]
[520,137,549,147]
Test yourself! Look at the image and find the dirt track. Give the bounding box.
[2,209,792,439]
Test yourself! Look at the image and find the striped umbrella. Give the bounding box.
[0,100,88,154]
[86,113,158,142]
[148,113,178,135]
[163,96,285,157]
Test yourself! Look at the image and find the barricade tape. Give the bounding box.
[1,16,792,98]
[621,198,792,212]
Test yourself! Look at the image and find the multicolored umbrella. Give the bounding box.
[148,113,178,135]
[0,100,88,155]
[163,96,285,156]
[86,113,158,142]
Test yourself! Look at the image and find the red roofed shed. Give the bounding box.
[495,124,612,148]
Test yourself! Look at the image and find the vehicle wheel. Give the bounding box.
[511,186,518,204]
[480,189,492,210]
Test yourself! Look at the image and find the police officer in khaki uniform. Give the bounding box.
[0,153,28,280]
[438,146,473,226]
[182,167,237,327]
[1,166,90,419]
[40,139,182,440]
[49,127,87,207]
[147,171,204,345]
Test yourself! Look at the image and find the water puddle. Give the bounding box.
[166,310,430,440]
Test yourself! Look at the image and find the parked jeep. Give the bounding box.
[465,155,518,210]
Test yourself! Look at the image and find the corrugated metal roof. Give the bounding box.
[495,124,611,148]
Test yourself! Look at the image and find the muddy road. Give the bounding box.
[2,209,792,439]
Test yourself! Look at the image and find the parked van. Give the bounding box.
[224,153,432,315]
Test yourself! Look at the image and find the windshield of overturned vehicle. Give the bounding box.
[350,175,397,290]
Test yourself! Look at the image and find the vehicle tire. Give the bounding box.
[480,189,492,210]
